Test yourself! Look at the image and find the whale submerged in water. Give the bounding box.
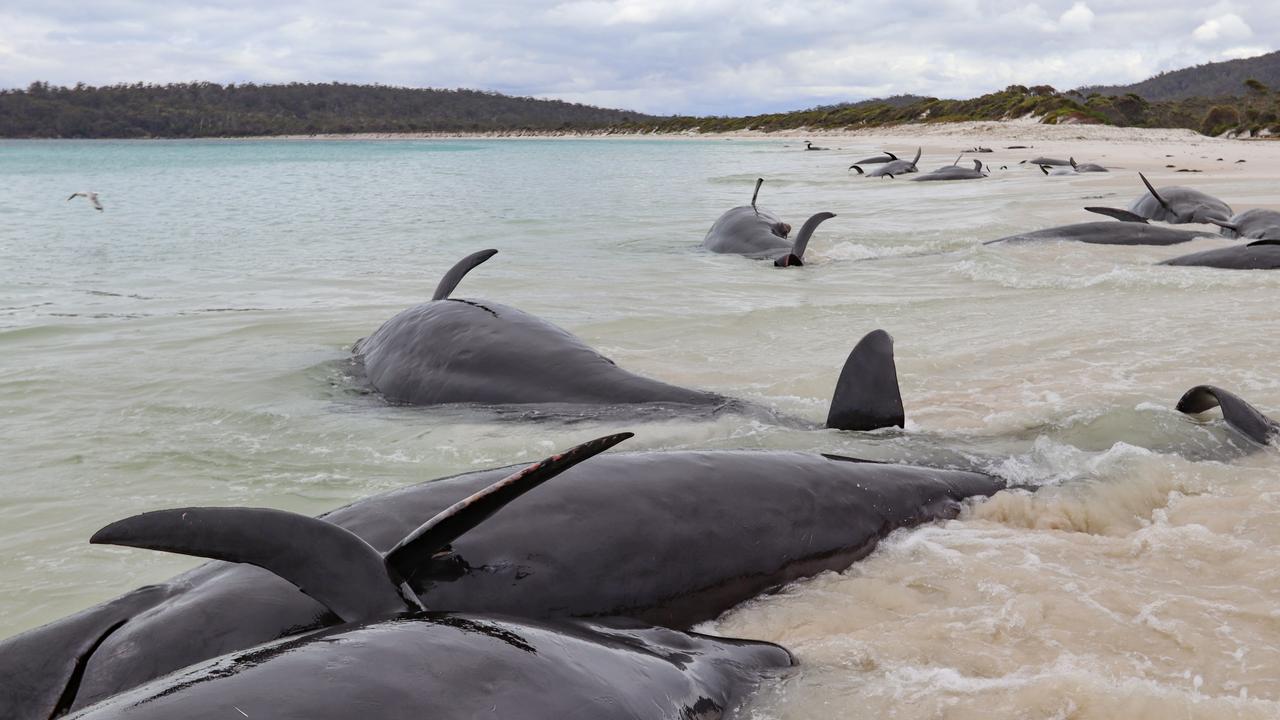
[355,249,900,430]
[0,436,1004,718]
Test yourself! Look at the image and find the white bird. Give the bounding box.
[67,191,103,211]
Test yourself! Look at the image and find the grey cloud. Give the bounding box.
[0,0,1276,115]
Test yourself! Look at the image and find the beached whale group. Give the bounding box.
[7,141,1278,720]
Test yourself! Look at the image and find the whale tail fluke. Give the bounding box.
[1177,385,1279,446]
[90,433,635,622]
[433,249,499,301]
[1084,206,1150,224]
[826,329,905,432]
[774,212,835,268]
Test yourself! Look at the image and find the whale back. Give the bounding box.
[703,205,793,256]
[67,615,793,720]
[358,299,716,406]
[1159,241,1280,269]
[1127,181,1232,224]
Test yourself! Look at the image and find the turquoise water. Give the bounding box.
[2,137,1278,717]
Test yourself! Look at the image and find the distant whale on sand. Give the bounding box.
[912,158,988,181]
[703,177,837,266]
[850,147,921,178]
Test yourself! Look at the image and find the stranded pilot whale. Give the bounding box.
[850,147,921,178]
[62,435,791,720]
[1087,173,1232,225]
[1,438,1003,717]
[67,613,791,720]
[911,158,988,181]
[355,249,898,430]
[987,213,1216,246]
[1159,239,1280,270]
[702,178,836,266]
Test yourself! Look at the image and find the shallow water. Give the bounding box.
[1,137,1277,717]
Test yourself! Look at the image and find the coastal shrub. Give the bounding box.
[1200,105,1241,135]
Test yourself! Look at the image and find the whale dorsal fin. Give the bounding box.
[826,329,905,432]
[1177,385,1279,445]
[1084,206,1149,224]
[972,159,982,172]
[849,165,864,174]
[1247,239,1280,247]
[884,150,898,161]
[91,433,634,621]
[1138,172,1171,211]
[91,507,410,623]
[433,249,498,301]
[774,212,836,268]
[820,453,888,464]
[386,432,633,581]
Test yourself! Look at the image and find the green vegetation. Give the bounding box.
[0,82,654,138]
[616,83,1279,138]
[1079,50,1280,101]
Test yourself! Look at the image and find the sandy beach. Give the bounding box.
[260,120,1280,206]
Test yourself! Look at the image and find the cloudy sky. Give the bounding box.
[0,1,1274,115]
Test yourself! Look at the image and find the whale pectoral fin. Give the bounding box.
[1040,165,1050,175]
[912,147,921,166]
[387,433,633,581]
[92,507,408,623]
[774,254,803,267]
[1247,239,1280,247]
[751,177,764,214]
[432,249,499,301]
[1177,385,1279,445]
[884,172,894,179]
[782,212,836,266]
[826,329,905,432]
[1084,206,1149,224]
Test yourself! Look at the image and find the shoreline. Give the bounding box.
[8,120,1269,145]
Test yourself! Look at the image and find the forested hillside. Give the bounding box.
[0,82,654,138]
[1079,51,1280,100]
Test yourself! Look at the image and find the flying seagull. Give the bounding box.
[68,191,103,211]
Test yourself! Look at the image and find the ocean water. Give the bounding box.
[1,137,1277,718]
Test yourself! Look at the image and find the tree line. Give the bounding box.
[0,82,654,138]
